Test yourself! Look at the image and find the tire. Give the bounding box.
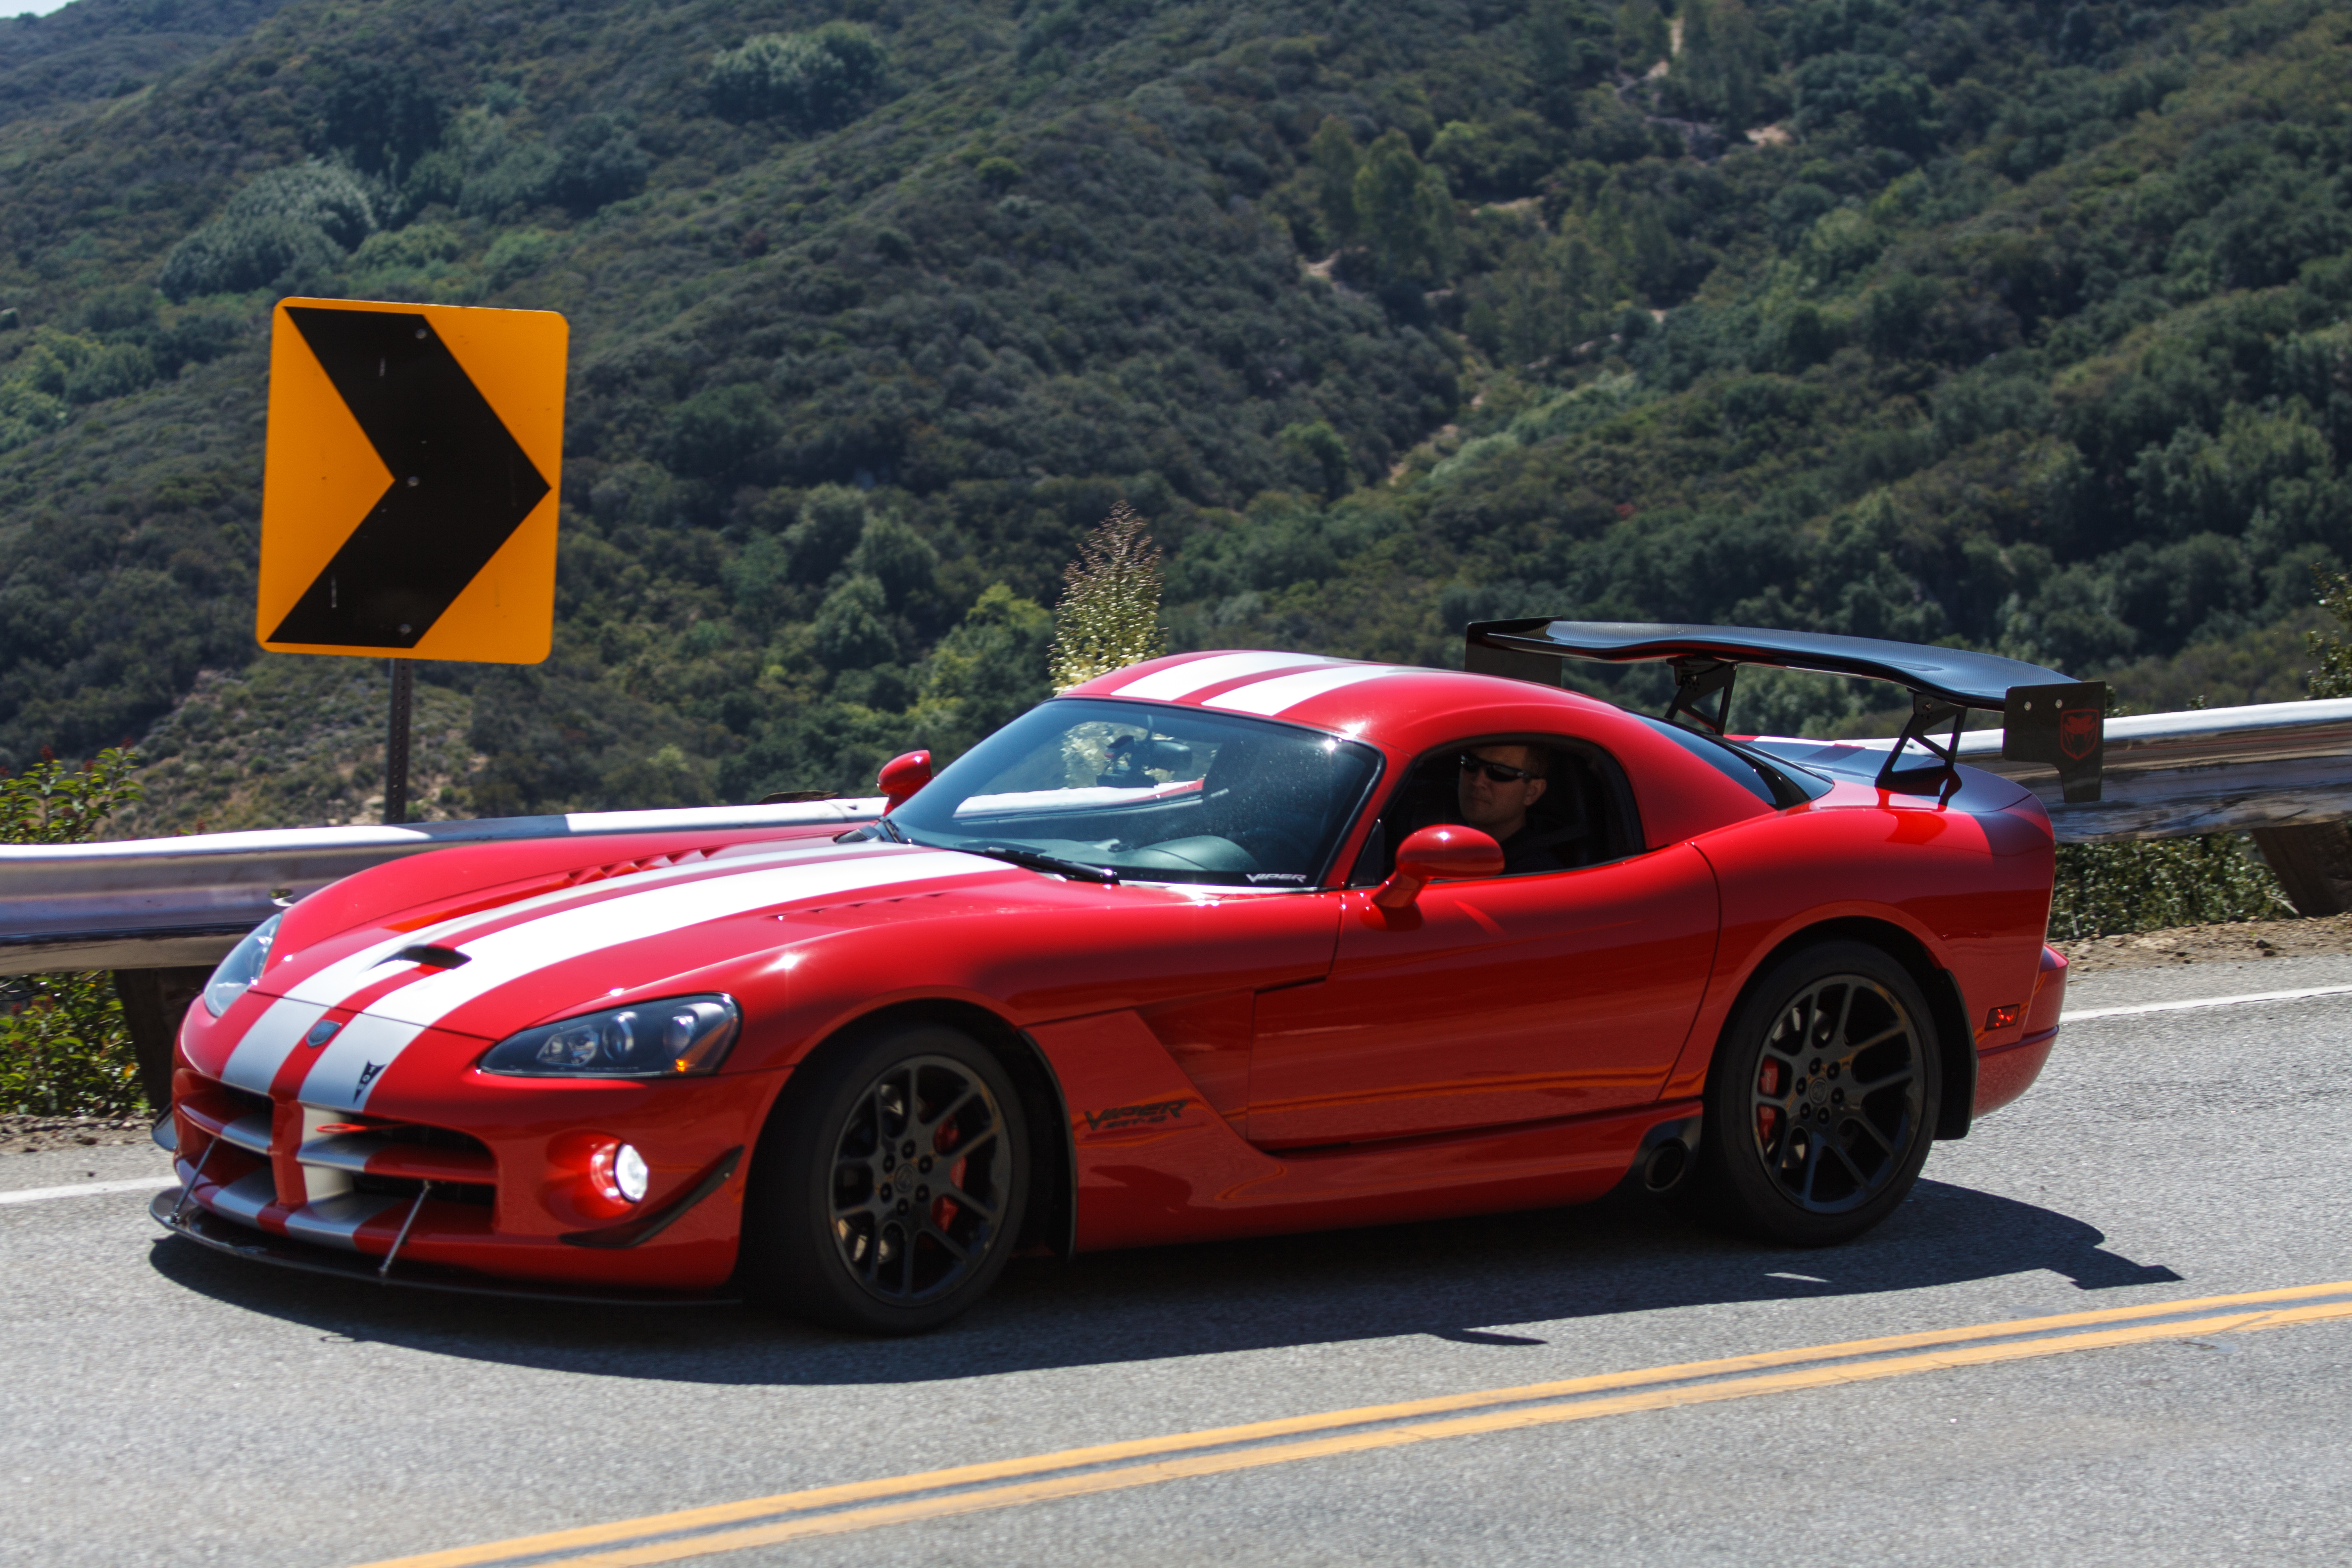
[1686,940,1942,1247]
[740,1022,1029,1334]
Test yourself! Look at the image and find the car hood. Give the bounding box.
[218,838,1036,1109]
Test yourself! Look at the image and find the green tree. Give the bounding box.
[2306,564,2352,697]
[1354,131,1457,287]
[1049,501,1166,691]
[786,486,872,584]
[1280,419,1355,500]
[1667,0,1765,131]
[918,584,1054,753]
[1613,0,1669,72]
[847,514,939,610]
[157,160,376,300]
[709,23,889,130]
[1307,116,1362,249]
[813,575,896,670]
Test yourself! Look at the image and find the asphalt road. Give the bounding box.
[5,955,2350,1568]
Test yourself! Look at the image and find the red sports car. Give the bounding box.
[157,623,2089,1332]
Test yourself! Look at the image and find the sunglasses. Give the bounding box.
[1458,753,1537,784]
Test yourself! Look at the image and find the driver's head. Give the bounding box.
[1457,744,1548,842]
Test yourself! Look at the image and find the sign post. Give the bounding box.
[384,660,414,824]
[257,299,567,823]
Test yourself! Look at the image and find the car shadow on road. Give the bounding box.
[147,1177,2182,1386]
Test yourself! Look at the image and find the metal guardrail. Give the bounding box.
[5,696,2352,982]
[0,798,884,977]
[1821,697,2352,843]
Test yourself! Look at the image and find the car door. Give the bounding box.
[1247,743,1721,1148]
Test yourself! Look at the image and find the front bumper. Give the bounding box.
[150,1188,740,1305]
[156,1053,773,1298]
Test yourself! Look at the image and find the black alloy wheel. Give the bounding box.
[828,1054,1011,1306]
[741,1023,1029,1334]
[1687,940,1942,1247]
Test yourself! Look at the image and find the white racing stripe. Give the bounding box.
[1112,651,1333,702]
[219,995,333,1095]
[283,837,863,1011]
[2063,982,2352,1022]
[0,1177,173,1208]
[1203,663,1406,717]
[298,848,1005,1111]
[222,839,878,1098]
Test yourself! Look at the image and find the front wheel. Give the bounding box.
[1686,940,1942,1247]
[741,1023,1029,1334]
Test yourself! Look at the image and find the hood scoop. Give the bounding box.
[386,943,469,970]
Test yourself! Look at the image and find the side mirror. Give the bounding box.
[878,749,933,812]
[1372,825,1504,909]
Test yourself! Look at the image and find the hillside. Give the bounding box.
[0,0,2345,832]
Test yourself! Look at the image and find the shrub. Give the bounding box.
[660,383,783,477]
[784,486,870,582]
[2047,834,2293,940]
[813,574,897,669]
[709,23,888,130]
[0,748,147,1117]
[2306,564,2352,698]
[481,229,554,292]
[1049,501,1166,690]
[548,115,649,214]
[157,160,376,300]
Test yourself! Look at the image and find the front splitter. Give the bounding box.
[149,1190,742,1307]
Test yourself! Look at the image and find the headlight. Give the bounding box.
[478,995,740,1079]
[202,913,283,1017]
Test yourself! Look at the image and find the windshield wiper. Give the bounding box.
[966,844,1121,884]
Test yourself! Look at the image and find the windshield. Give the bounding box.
[889,698,1382,888]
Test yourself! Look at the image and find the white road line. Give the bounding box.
[2064,982,2352,1022]
[0,1177,173,1208]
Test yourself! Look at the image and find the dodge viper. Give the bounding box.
[156,622,2085,1332]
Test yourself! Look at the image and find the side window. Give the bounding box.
[1349,735,1646,883]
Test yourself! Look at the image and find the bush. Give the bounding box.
[813,574,896,669]
[0,748,147,1117]
[157,160,376,300]
[2047,833,2293,940]
[660,383,782,477]
[1049,501,1166,690]
[0,972,142,1118]
[548,115,649,214]
[709,23,888,130]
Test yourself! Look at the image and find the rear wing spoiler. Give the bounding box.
[1466,620,2107,802]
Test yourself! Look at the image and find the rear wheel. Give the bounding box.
[1687,940,1941,1247]
[741,1023,1029,1334]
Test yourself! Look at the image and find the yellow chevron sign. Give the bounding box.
[257,298,567,664]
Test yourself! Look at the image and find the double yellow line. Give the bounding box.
[357,1279,2352,1568]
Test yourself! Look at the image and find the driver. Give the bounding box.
[1457,744,1565,875]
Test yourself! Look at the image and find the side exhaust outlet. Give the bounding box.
[1627,1114,1703,1197]
[1642,1137,1691,1194]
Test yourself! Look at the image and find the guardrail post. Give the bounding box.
[2251,824,2352,917]
[111,967,210,1112]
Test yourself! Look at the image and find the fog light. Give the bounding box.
[615,1143,649,1204]
[588,1139,651,1206]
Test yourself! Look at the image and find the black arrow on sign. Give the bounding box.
[267,307,550,649]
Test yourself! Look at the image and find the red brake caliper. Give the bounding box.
[932,1117,963,1233]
